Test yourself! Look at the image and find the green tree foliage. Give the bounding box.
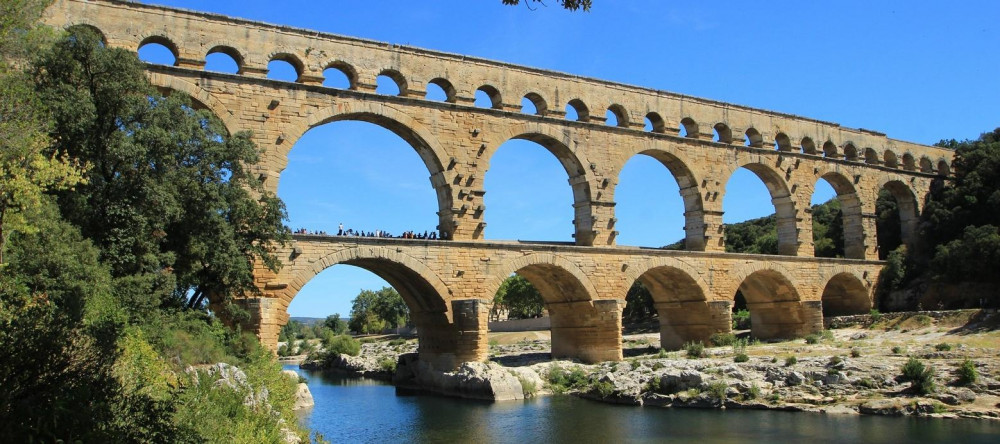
[349,287,409,334]
[811,198,844,258]
[501,0,591,11]
[493,275,545,319]
[875,190,902,260]
[723,215,778,255]
[622,281,654,322]
[324,313,349,335]
[33,27,289,317]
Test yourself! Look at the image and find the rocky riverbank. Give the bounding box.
[301,310,1000,419]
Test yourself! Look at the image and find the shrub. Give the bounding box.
[745,383,761,400]
[644,377,661,393]
[734,354,750,363]
[547,365,588,393]
[784,356,797,366]
[517,375,537,397]
[934,342,952,352]
[857,378,877,389]
[706,381,728,401]
[657,348,668,359]
[684,341,705,358]
[912,314,932,327]
[892,346,905,354]
[821,330,835,341]
[277,344,290,357]
[901,357,936,395]
[850,348,862,358]
[652,362,665,370]
[378,357,397,373]
[388,338,408,347]
[732,309,751,330]
[957,359,978,385]
[591,380,616,398]
[629,359,641,370]
[325,334,361,357]
[804,334,820,344]
[869,309,882,322]
[710,333,738,347]
[829,356,843,366]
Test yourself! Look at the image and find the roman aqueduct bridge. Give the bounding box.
[45,0,955,369]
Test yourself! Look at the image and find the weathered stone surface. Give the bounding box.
[393,353,524,401]
[43,0,957,370]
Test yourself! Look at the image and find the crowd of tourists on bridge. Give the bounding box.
[292,224,450,241]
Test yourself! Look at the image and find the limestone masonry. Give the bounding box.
[44,0,954,369]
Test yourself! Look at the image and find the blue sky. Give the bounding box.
[136,0,1000,318]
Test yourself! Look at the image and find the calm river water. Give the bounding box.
[287,365,1000,443]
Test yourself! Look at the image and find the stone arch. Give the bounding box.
[286,246,450,314]
[277,245,466,369]
[323,60,358,90]
[626,260,718,349]
[801,137,817,155]
[267,52,304,82]
[714,123,733,144]
[725,162,800,255]
[937,159,951,177]
[820,271,872,317]
[486,128,596,245]
[486,253,598,305]
[883,150,899,168]
[774,132,792,152]
[645,112,666,133]
[522,92,548,116]
[279,104,455,235]
[377,68,408,96]
[138,34,179,66]
[146,73,239,135]
[426,77,457,103]
[919,156,934,173]
[878,178,920,252]
[680,117,699,138]
[487,253,618,362]
[206,44,244,73]
[902,153,916,171]
[607,103,630,128]
[864,147,880,165]
[65,23,107,46]
[566,98,589,122]
[843,142,859,161]
[822,140,839,158]
[731,265,817,340]
[476,84,503,110]
[815,170,866,259]
[744,127,764,147]
[614,144,706,250]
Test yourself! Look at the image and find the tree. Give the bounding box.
[348,287,409,334]
[33,27,289,318]
[622,281,654,322]
[502,0,592,11]
[0,0,84,265]
[493,275,545,319]
[324,313,349,335]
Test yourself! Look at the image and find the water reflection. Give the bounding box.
[288,365,1000,444]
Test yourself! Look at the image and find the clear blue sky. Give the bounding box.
[136,0,1000,318]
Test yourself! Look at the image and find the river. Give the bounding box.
[286,365,1000,443]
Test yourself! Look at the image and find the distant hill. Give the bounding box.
[289,316,324,325]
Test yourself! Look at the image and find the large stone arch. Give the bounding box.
[484,123,599,245]
[876,178,921,252]
[729,264,820,339]
[612,141,707,251]
[722,161,800,255]
[275,102,455,236]
[146,73,239,134]
[819,270,873,317]
[487,253,621,362]
[276,245,476,369]
[813,169,867,259]
[624,258,725,349]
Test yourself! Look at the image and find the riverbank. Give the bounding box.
[302,310,1000,420]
